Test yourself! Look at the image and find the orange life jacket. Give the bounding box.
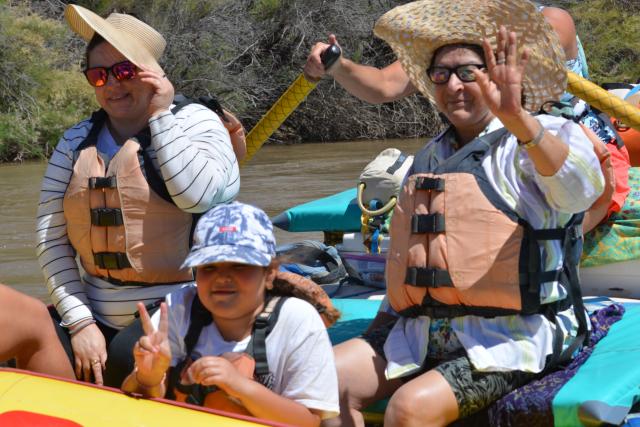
[63,111,194,285]
[386,127,585,321]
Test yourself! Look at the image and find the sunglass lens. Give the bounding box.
[85,68,107,87]
[457,66,477,82]
[113,62,137,81]
[429,68,450,84]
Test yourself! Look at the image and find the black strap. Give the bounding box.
[88,176,117,189]
[410,213,445,233]
[415,177,445,191]
[90,208,123,226]
[386,153,409,176]
[250,296,286,377]
[93,252,131,269]
[405,267,453,288]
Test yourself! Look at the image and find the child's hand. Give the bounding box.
[133,302,171,387]
[187,354,252,399]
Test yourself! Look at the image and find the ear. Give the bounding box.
[264,265,277,290]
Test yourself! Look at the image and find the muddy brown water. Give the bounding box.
[0,138,425,302]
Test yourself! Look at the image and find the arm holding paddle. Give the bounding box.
[304,34,417,103]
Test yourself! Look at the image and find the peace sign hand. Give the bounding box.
[133,302,171,388]
[474,25,530,121]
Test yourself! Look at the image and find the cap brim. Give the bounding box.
[181,245,272,269]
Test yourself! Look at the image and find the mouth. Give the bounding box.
[108,93,131,102]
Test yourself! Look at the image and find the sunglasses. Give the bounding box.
[427,64,486,84]
[84,60,138,87]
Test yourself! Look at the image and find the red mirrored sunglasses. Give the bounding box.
[84,60,138,87]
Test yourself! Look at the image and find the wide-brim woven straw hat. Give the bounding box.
[374,0,567,112]
[65,4,166,72]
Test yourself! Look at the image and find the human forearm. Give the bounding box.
[330,59,415,104]
[121,369,167,398]
[231,380,320,427]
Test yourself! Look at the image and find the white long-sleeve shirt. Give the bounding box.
[36,103,240,329]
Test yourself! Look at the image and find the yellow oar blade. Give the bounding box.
[567,71,640,132]
[241,75,318,165]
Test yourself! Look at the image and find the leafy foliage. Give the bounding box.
[1,0,637,162]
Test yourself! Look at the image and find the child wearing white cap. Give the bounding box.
[122,202,339,426]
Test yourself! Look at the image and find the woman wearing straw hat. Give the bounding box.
[323,1,604,426]
[36,4,239,387]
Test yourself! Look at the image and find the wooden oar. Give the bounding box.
[241,45,341,165]
[567,71,640,132]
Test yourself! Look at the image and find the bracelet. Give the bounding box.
[517,120,545,149]
[68,319,96,336]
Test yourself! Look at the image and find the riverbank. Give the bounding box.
[1,0,638,163]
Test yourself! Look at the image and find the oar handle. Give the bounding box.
[320,44,341,70]
[566,71,640,132]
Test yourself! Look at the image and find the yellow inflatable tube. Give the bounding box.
[0,369,284,427]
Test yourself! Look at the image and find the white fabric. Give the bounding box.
[156,286,340,420]
[383,115,603,378]
[36,103,240,329]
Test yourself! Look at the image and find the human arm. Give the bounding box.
[187,356,321,427]
[35,127,107,383]
[121,302,171,398]
[304,34,417,104]
[139,66,239,213]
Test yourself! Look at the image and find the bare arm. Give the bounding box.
[304,34,416,104]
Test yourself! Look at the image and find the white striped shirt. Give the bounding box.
[36,103,240,329]
[383,115,605,377]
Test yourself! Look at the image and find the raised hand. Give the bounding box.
[137,64,175,118]
[133,302,171,388]
[304,34,341,81]
[475,25,530,121]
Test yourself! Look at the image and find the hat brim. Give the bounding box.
[181,245,273,269]
[373,0,567,112]
[65,4,163,72]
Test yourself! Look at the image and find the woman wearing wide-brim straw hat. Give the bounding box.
[36,4,239,387]
[324,1,605,426]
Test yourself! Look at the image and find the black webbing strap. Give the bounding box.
[415,177,445,191]
[93,252,131,269]
[410,213,445,233]
[88,176,117,189]
[520,269,563,294]
[250,296,286,377]
[405,267,453,288]
[90,208,123,226]
[386,153,409,176]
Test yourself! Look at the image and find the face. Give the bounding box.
[431,46,494,133]
[195,262,274,321]
[87,42,153,121]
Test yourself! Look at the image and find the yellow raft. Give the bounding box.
[0,368,285,427]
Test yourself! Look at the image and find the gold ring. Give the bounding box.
[91,359,100,365]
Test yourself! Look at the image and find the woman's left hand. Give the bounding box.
[138,65,175,118]
[474,25,529,121]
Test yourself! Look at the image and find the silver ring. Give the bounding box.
[496,58,506,65]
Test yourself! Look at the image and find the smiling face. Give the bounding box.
[87,42,153,122]
[432,45,494,138]
[195,262,273,322]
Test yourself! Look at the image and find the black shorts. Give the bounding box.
[361,320,537,418]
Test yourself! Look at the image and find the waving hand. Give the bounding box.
[133,302,171,388]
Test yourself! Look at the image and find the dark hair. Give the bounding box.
[84,33,106,69]
[429,43,486,69]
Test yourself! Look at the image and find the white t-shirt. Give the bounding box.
[153,285,339,419]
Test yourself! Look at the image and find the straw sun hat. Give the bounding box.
[374,0,567,112]
[64,4,166,72]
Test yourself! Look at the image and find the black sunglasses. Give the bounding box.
[427,64,486,84]
[84,60,138,87]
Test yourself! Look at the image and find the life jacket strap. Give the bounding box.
[90,208,123,227]
[410,213,445,233]
[88,176,117,189]
[405,267,453,288]
[93,252,131,270]
[415,176,445,191]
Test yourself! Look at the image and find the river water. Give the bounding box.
[0,138,424,302]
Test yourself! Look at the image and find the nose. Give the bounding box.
[446,72,464,91]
